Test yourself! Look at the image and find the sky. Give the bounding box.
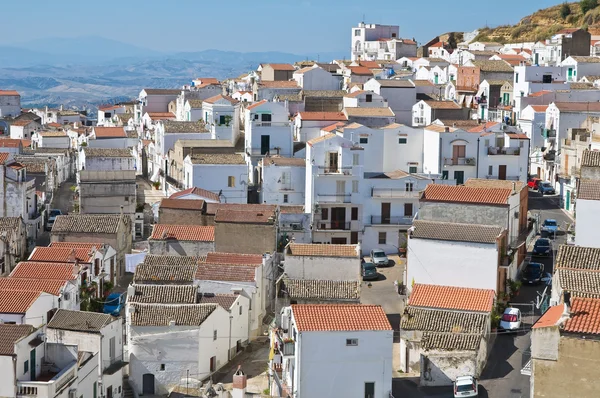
[0,0,564,54]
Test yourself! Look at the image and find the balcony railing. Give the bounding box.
[485,175,520,181]
[282,341,295,356]
[488,147,521,156]
[315,221,351,230]
[17,361,77,398]
[317,166,353,175]
[443,157,476,166]
[253,121,291,127]
[246,147,286,156]
[371,216,413,225]
[165,175,184,189]
[316,194,351,203]
[371,188,422,198]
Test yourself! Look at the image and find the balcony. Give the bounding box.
[443,157,476,166]
[487,147,521,156]
[315,221,351,231]
[371,188,422,198]
[246,147,286,157]
[252,121,291,128]
[413,117,426,126]
[316,193,351,203]
[542,129,556,139]
[166,175,184,189]
[371,216,413,225]
[485,175,520,181]
[17,361,77,398]
[317,166,353,175]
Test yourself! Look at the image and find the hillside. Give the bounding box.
[473,1,600,43]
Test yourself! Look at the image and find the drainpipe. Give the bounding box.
[228,313,233,361]
[476,137,480,178]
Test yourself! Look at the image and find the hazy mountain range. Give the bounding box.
[0,36,345,111]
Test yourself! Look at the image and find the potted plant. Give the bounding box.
[507,279,522,298]
[152,181,161,190]
[399,241,407,257]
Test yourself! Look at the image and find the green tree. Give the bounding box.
[580,0,598,14]
[560,3,571,19]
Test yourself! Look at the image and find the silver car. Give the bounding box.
[453,375,478,397]
[370,249,389,267]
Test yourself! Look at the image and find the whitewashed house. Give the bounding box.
[293,66,342,91]
[412,100,467,127]
[10,120,41,140]
[512,65,567,118]
[135,89,181,124]
[260,156,306,205]
[363,78,416,124]
[575,178,600,248]
[183,154,248,204]
[270,304,393,398]
[97,104,127,126]
[0,289,57,326]
[0,90,21,117]
[294,112,348,142]
[202,94,241,143]
[560,56,600,82]
[79,148,134,173]
[343,90,387,108]
[183,99,204,121]
[32,131,70,149]
[284,243,361,281]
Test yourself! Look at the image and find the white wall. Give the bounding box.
[284,255,360,281]
[261,164,305,205]
[364,79,416,125]
[406,237,499,292]
[575,199,600,248]
[294,68,341,91]
[184,162,248,204]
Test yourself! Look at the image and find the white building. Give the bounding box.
[183,154,248,204]
[79,147,134,173]
[271,304,393,398]
[412,100,466,127]
[351,22,416,61]
[560,56,600,81]
[512,65,567,118]
[97,104,127,126]
[284,243,361,281]
[135,89,181,123]
[468,42,503,52]
[0,290,56,326]
[260,156,306,205]
[294,112,348,143]
[575,179,600,248]
[10,120,41,140]
[293,66,342,91]
[407,220,505,293]
[202,94,241,143]
[363,78,416,125]
[0,90,21,118]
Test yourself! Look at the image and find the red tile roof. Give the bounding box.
[159,198,205,211]
[0,290,41,314]
[298,112,347,121]
[291,304,392,331]
[246,100,267,110]
[0,153,11,164]
[150,224,215,241]
[10,262,79,280]
[147,112,176,120]
[204,252,263,265]
[214,209,275,224]
[0,278,67,296]
[94,127,126,138]
[0,90,19,96]
[563,298,600,335]
[528,90,552,98]
[348,66,374,76]
[29,247,93,263]
[321,122,346,132]
[531,105,549,112]
[532,304,566,329]
[467,121,499,133]
[0,139,22,148]
[203,94,239,105]
[11,119,35,127]
[359,61,380,69]
[265,63,296,71]
[409,284,494,312]
[506,132,529,139]
[169,187,220,202]
[98,104,122,111]
[49,242,105,250]
[422,184,512,205]
[195,263,256,282]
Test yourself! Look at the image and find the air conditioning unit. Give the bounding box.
[465,158,475,165]
[292,224,301,230]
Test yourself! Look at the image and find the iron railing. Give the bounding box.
[370,216,413,225]
[443,157,476,166]
[316,193,351,203]
[315,221,352,230]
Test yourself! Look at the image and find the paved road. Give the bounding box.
[51,178,76,215]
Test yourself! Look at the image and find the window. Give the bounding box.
[398,137,407,144]
[210,356,216,372]
[365,382,375,398]
[253,114,259,120]
[281,171,291,185]
[442,170,448,180]
[283,194,289,203]
[94,259,100,276]
[404,203,413,217]
[515,73,519,83]
[160,364,165,371]
[543,74,552,83]
[228,176,235,187]
[488,165,493,175]
[219,115,226,125]
[321,208,329,220]
[109,337,115,361]
[352,180,359,193]
[24,360,29,373]
[351,207,358,220]
[355,29,361,36]
[405,182,414,192]
[409,166,417,174]
[261,113,272,122]
[346,338,358,346]
[519,140,525,148]
[213,330,218,341]
[353,153,359,166]
[359,137,368,144]
[484,139,490,147]
[378,232,386,244]
[365,94,372,103]
[239,306,243,315]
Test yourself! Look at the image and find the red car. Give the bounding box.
[528,178,541,190]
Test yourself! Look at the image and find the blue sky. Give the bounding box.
[1,0,563,54]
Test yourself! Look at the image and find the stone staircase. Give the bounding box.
[123,375,135,398]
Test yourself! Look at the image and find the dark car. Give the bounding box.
[532,238,552,256]
[539,182,555,195]
[362,262,379,281]
[522,262,545,284]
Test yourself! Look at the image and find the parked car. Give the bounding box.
[453,375,479,397]
[532,238,552,256]
[541,219,558,236]
[499,307,522,332]
[370,249,389,267]
[538,182,555,195]
[361,262,379,281]
[522,262,545,284]
[46,209,62,230]
[103,292,125,316]
[527,178,541,190]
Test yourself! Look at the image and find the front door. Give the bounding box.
[404,203,413,217]
[350,231,358,244]
[454,170,464,185]
[331,207,346,229]
[381,203,391,224]
[566,190,571,210]
[142,374,155,394]
[499,165,507,180]
[260,135,270,155]
[365,382,375,398]
[568,68,573,80]
[106,386,113,398]
[331,237,347,244]
[328,152,339,173]
[30,349,36,381]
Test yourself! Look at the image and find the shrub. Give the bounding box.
[580,0,598,14]
[561,3,572,19]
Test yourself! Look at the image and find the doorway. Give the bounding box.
[566,190,570,210]
[260,135,270,155]
[142,374,155,395]
[499,165,507,180]
[332,237,348,244]
[454,170,464,185]
[30,349,36,381]
[381,203,390,224]
[106,386,113,398]
[327,152,339,173]
[331,207,346,229]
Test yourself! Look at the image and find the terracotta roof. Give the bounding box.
[188,153,245,165]
[0,153,11,164]
[204,252,263,265]
[464,178,525,191]
[0,324,35,355]
[359,61,381,68]
[203,94,239,105]
[528,90,552,98]
[142,255,200,267]
[130,303,217,326]
[150,224,215,241]
[424,101,461,110]
[162,120,209,133]
[0,139,22,148]
[29,247,93,263]
[283,279,361,300]
[421,331,482,351]
[294,66,317,75]
[259,81,300,88]
[374,80,415,88]
[195,263,256,282]
[10,262,79,280]
[291,304,391,331]
[279,205,305,214]
[563,298,600,335]
[556,245,600,271]
[533,304,566,329]
[49,242,105,251]
[134,264,198,284]
[47,310,114,333]
[246,100,267,110]
[422,184,512,205]
[10,119,35,127]
[265,63,296,71]
[0,290,43,314]
[467,121,499,132]
[424,124,457,133]
[38,131,67,137]
[128,284,198,304]
[578,179,600,201]
[0,278,66,296]
[298,112,347,121]
[581,150,600,167]
[287,243,359,258]
[93,127,126,138]
[159,198,205,211]
[401,306,487,334]
[170,187,220,202]
[0,217,22,233]
[83,148,132,158]
[214,209,275,224]
[147,112,176,120]
[205,203,277,216]
[197,293,238,309]
[0,90,19,96]
[411,220,503,244]
[307,133,336,145]
[531,105,548,112]
[409,284,494,312]
[345,107,395,117]
[554,102,600,112]
[471,60,514,73]
[262,156,305,167]
[143,89,181,95]
[51,214,125,234]
[348,66,374,76]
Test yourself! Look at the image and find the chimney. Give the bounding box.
[232,366,247,398]
[512,181,516,193]
[60,104,64,111]
[564,291,572,313]
[444,127,450,132]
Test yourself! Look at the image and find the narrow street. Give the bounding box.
[35,178,77,247]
